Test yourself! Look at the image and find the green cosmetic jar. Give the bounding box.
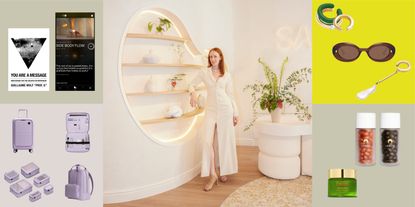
[328,168,357,198]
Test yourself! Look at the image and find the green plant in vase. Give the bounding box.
[147,18,172,34]
[168,73,186,90]
[243,57,312,131]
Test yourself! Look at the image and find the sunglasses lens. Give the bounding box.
[368,44,395,61]
[334,44,360,61]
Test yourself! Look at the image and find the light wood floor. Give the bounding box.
[105,146,263,207]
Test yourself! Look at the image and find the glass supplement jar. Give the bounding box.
[356,113,376,166]
[381,113,400,166]
[328,168,357,197]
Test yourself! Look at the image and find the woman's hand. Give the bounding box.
[190,92,198,107]
[233,116,239,126]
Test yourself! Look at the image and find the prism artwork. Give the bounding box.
[11,38,46,69]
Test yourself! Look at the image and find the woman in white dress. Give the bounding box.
[189,48,239,191]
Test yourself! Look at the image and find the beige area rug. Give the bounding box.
[221,176,311,207]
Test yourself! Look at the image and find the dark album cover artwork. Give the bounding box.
[56,12,95,91]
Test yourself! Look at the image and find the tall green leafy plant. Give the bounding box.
[243,57,312,131]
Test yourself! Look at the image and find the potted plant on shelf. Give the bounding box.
[168,73,186,90]
[147,18,172,34]
[243,57,312,131]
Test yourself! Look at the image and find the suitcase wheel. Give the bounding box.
[29,149,33,153]
[13,149,17,153]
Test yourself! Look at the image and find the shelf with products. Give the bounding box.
[126,33,187,43]
[126,87,206,96]
[140,108,204,125]
[120,8,206,143]
[122,63,204,68]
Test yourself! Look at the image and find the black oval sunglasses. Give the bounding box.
[332,42,395,62]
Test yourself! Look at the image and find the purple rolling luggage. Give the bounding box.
[12,109,33,153]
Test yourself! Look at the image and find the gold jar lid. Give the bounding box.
[329,168,356,178]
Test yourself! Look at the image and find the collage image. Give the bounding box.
[0,0,414,206]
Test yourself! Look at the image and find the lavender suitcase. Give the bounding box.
[12,109,33,153]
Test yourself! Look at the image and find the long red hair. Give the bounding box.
[208,47,225,76]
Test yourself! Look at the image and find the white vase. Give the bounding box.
[142,50,159,64]
[145,75,166,92]
[145,76,154,92]
[270,107,282,123]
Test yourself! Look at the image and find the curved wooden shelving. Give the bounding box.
[127,87,206,96]
[126,33,187,43]
[120,7,205,140]
[122,63,204,68]
[140,108,204,125]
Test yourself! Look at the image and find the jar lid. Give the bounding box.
[356,113,376,128]
[381,113,400,129]
[329,168,356,179]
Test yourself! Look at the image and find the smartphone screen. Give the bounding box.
[55,12,95,91]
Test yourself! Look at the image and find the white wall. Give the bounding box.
[232,0,312,145]
[103,0,234,203]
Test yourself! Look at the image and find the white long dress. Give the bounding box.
[189,67,239,177]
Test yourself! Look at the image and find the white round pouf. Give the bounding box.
[254,115,312,180]
[258,152,300,179]
[257,134,301,157]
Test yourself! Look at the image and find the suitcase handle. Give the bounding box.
[18,109,28,118]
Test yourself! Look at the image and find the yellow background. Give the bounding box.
[313,0,415,104]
